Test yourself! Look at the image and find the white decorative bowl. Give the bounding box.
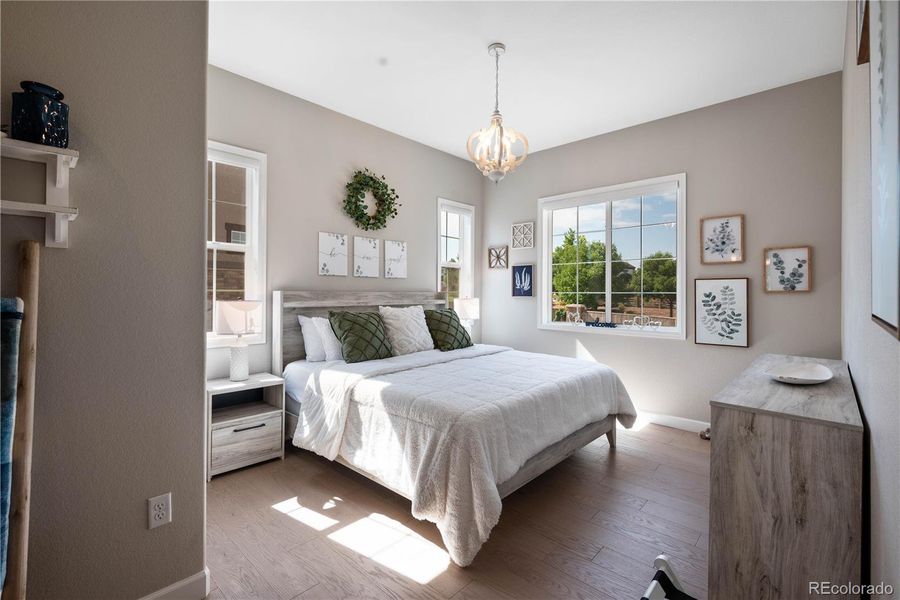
[766,362,834,385]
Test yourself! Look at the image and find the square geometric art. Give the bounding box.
[511,222,534,249]
[488,245,509,269]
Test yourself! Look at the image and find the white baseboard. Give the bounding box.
[634,411,710,433]
[139,566,209,600]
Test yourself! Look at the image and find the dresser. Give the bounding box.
[708,354,863,599]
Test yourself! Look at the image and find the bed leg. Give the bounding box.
[606,425,616,448]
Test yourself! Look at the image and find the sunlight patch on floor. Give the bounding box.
[327,514,407,557]
[627,412,651,432]
[327,513,451,584]
[271,497,339,531]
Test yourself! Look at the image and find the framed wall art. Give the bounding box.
[763,246,812,293]
[489,245,509,269]
[700,214,744,264]
[384,240,407,279]
[695,278,749,348]
[353,236,380,278]
[869,0,899,336]
[318,232,348,276]
[511,221,534,249]
[512,264,533,297]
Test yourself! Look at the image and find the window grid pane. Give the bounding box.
[545,186,680,330]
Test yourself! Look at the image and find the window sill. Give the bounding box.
[206,333,266,350]
[538,322,685,340]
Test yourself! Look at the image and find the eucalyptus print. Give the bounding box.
[701,285,744,340]
[695,278,749,347]
[701,215,744,263]
[771,252,807,291]
[704,220,737,259]
[765,247,812,292]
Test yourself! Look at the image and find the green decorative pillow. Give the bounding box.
[328,311,393,364]
[423,309,473,352]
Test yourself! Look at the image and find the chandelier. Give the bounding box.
[467,42,528,183]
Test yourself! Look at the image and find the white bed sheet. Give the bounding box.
[282,345,635,566]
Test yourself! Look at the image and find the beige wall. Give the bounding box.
[0,2,208,598]
[206,66,484,378]
[841,2,900,594]
[481,73,843,423]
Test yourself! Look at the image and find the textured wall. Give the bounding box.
[206,66,484,378]
[481,73,843,423]
[0,2,208,598]
[840,2,900,594]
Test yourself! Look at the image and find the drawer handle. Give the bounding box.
[233,423,266,433]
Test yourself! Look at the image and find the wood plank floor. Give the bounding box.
[206,424,710,600]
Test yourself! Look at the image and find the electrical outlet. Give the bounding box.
[148,492,172,529]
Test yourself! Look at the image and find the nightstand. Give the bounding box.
[206,373,285,480]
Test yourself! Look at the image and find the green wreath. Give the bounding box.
[343,168,401,231]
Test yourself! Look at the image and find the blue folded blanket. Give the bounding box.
[1,297,24,593]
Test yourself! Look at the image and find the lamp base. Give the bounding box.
[229,343,249,382]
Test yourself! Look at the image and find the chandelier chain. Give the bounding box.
[494,51,500,114]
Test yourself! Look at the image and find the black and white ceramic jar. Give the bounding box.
[10,81,70,148]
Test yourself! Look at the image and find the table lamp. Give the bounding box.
[454,297,480,332]
[215,300,262,381]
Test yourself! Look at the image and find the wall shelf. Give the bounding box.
[1,137,79,248]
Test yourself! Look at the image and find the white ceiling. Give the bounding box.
[209,1,845,159]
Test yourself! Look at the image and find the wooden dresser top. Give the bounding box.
[710,353,863,431]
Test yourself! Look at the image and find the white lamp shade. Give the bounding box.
[454,297,480,321]
[215,300,262,336]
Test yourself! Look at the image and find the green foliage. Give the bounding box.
[343,169,401,231]
[551,232,678,317]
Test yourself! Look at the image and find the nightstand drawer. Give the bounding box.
[210,412,282,475]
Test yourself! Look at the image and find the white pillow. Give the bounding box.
[298,315,326,362]
[378,305,434,356]
[313,316,343,361]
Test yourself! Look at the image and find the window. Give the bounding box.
[538,174,686,338]
[206,141,267,347]
[437,198,474,307]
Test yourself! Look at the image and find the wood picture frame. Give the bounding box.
[700,214,745,264]
[488,245,509,269]
[763,245,813,293]
[694,277,750,348]
[857,0,870,65]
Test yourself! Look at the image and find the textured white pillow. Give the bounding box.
[298,315,326,362]
[378,305,434,356]
[313,316,343,361]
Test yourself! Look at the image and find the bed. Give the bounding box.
[273,290,636,566]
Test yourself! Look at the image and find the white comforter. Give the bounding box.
[287,344,636,566]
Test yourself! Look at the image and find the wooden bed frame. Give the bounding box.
[272,290,617,500]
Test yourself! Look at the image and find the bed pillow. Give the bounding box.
[297,315,326,362]
[423,309,473,352]
[328,311,393,363]
[378,305,434,356]
[312,316,343,361]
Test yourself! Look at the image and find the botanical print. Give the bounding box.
[511,222,534,249]
[384,240,407,279]
[488,245,508,269]
[318,232,348,276]
[695,278,748,347]
[764,246,812,293]
[701,215,743,263]
[353,236,380,278]
[512,264,533,297]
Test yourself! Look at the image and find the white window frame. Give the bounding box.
[207,140,267,349]
[436,198,475,300]
[537,173,686,339]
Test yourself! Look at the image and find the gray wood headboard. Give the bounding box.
[272,290,447,373]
